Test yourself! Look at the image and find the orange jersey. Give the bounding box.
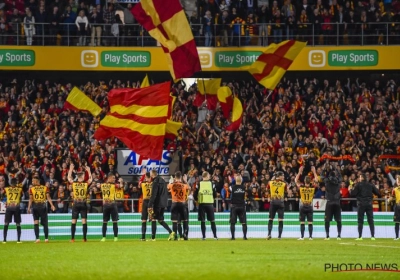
[168,182,189,203]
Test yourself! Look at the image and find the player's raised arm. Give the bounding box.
[295,166,304,187]
[67,163,75,184]
[86,165,93,185]
[311,166,319,183]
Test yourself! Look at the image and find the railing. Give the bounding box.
[0,197,392,214]
[1,22,400,47]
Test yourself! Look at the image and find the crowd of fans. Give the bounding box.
[0,75,398,216]
[1,0,400,46]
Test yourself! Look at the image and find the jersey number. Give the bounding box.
[174,189,184,199]
[102,190,111,197]
[274,188,279,194]
[75,189,85,197]
[8,193,18,200]
[146,189,151,197]
[304,193,310,201]
[314,200,320,209]
[34,192,45,200]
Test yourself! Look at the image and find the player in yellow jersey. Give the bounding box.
[2,178,23,243]
[295,166,318,240]
[68,163,92,243]
[100,173,121,242]
[266,171,289,240]
[167,171,190,241]
[391,175,400,240]
[27,176,56,243]
[139,172,152,241]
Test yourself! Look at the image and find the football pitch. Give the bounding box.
[1,238,399,280]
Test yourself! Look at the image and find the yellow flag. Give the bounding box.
[141,75,150,88]
[64,87,102,117]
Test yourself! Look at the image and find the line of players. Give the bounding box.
[3,162,400,242]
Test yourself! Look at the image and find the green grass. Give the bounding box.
[1,238,400,280]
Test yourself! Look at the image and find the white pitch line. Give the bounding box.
[340,242,400,249]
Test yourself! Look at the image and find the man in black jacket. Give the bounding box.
[229,175,247,240]
[148,170,174,241]
[349,173,381,240]
[320,162,342,240]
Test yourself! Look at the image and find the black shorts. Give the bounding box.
[198,204,215,222]
[32,204,48,224]
[152,207,165,221]
[103,203,118,222]
[325,201,342,222]
[394,205,400,223]
[72,202,88,220]
[141,200,149,221]
[230,205,246,224]
[4,206,21,224]
[269,201,284,220]
[178,205,189,223]
[171,202,188,221]
[299,205,313,222]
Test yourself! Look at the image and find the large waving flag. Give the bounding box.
[132,0,201,79]
[248,40,306,90]
[226,96,243,131]
[217,86,243,131]
[64,87,102,116]
[193,78,221,110]
[94,82,171,160]
[217,86,234,119]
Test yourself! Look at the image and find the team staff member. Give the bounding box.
[148,170,174,241]
[68,163,92,243]
[139,172,152,241]
[391,175,400,240]
[229,175,247,240]
[167,171,190,240]
[100,173,121,242]
[194,171,218,240]
[295,166,317,240]
[27,176,56,243]
[267,171,289,240]
[2,178,23,243]
[320,162,342,240]
[349,173,381,240]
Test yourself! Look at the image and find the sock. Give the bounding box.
[268,220,273,236]
[83,224,87,240]
[211,222,217,238]
[369,223,375,238]
[44,225,49,239]
[278,221,283,238]
[159,221,172,234]
[242,224,247,238]
[201,222,206,238]
[151,221,157,239]
[113,223,118,237]
[141,222,147,239]
[172,222,178,236]
[102,223,107,238]
[395,223,399,238]
[337,221,342,237]
[183,221,188,237]
[17,225,21,242]
[358,223,363,238]
[308,224,313,238]
[3,225,8,241]
[71,223,76,239]
[300,224,305,238]
[34,224,39,239]
[324,222,330,238]
[177,223,183,238]
[230,223,235,239]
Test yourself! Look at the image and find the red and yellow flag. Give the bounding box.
[226,96,243,131]
[94,82,171,160]
[132,0,201,79]
[249,40,306,90]
[192,79,221,110]
[217,86,234,119]
[64,87,102,116]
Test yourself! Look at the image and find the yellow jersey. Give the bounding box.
[30,185,48,203]
[72,182,88,200]
[101,183,116,202]
[268,180,286,200]
[393,187,400,205]
[141,182,152,200]
[300,186,315,205]
[5,187,23,205]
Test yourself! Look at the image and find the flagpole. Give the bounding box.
[200,73,208,115]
